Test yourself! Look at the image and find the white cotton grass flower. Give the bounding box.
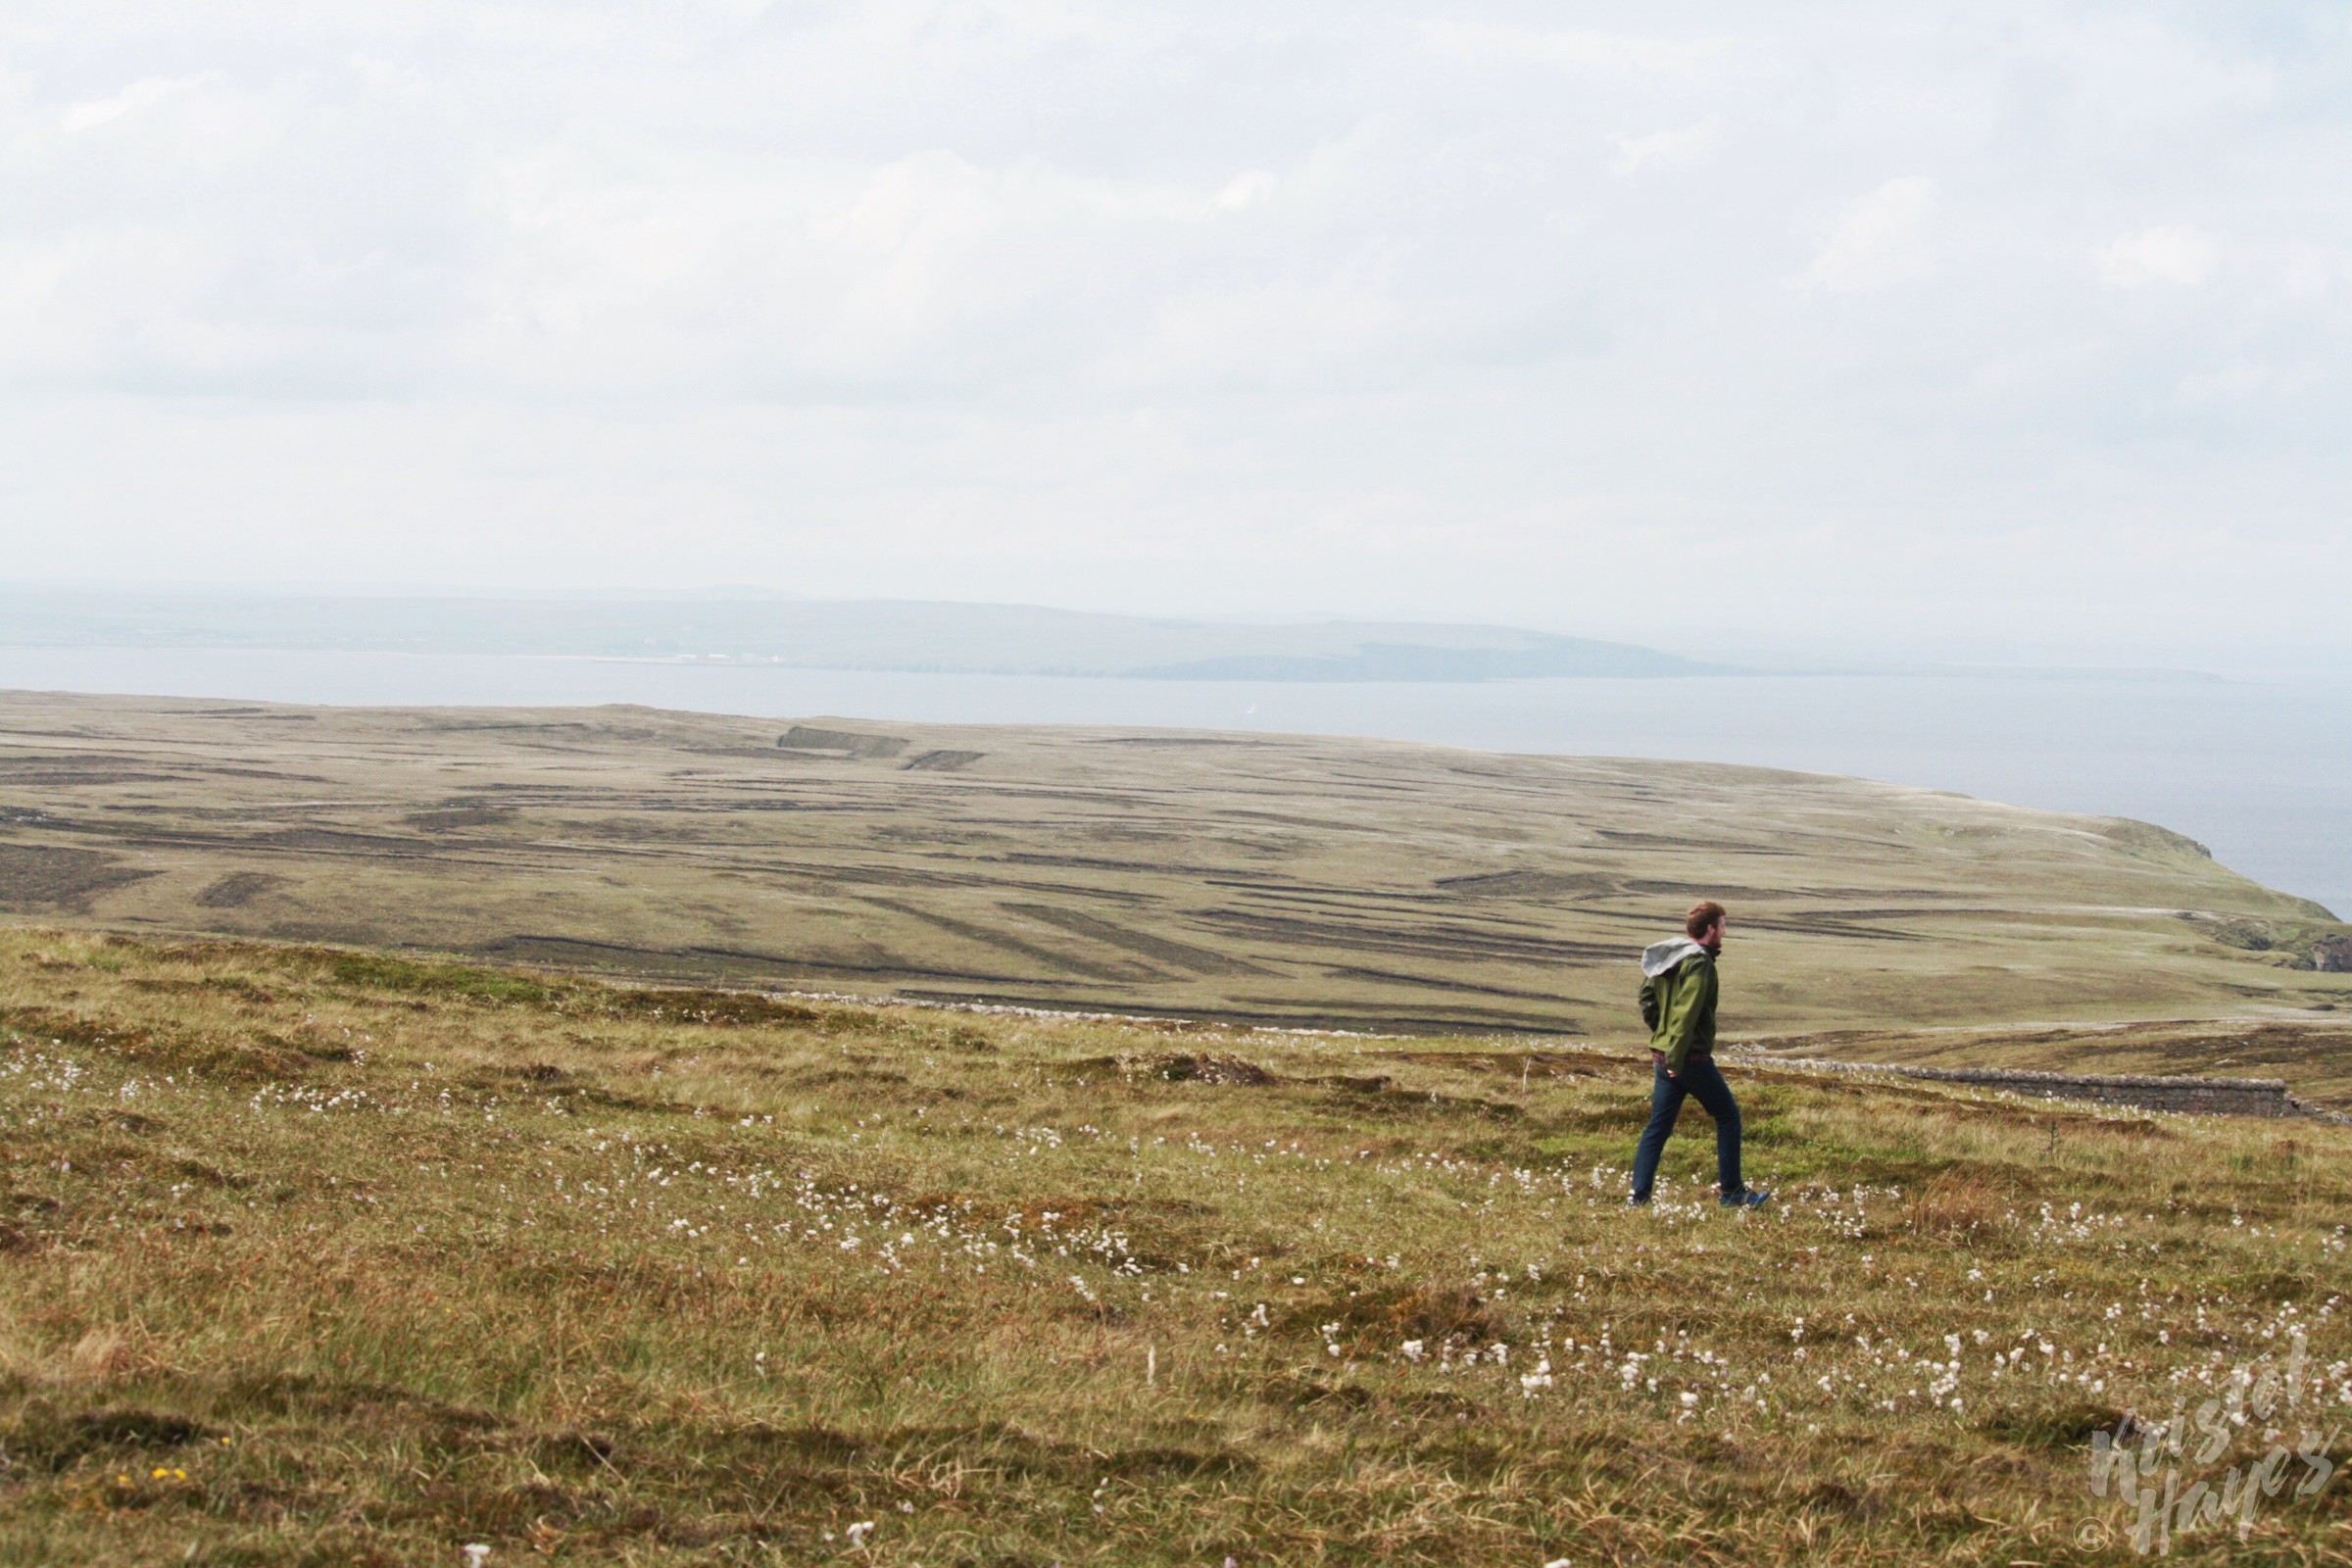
[462,1547,491,1568]
[845,1520,876,1547]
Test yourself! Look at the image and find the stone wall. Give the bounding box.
[1761,1057,2325,1119]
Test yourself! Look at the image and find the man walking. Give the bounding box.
[1629,901,1769,1208]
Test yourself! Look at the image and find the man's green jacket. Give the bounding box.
[1639,945,1718,1075]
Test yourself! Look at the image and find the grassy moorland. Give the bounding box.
[2,926,2347,1566]
[1,692,2344,1045]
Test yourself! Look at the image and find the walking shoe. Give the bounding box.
[1626,1195,1651,1207]
[1719,1190,1771,1209]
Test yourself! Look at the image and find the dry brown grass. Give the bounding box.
[1904,1169,2010,1242]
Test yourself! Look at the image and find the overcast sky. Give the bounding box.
[2,3,2346,668]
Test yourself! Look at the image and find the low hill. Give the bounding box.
[0,591,1717,680]
[0,927,2345,1565]
[0,692,2343,1045]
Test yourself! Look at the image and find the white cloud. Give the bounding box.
[1799,177,1939,292]
[1420,20,1751,88]
[2172,361,2266,405]
[2030,13,2276,135]
[1211,171,1278,213]
[2098,226,2221,288]
[60,74,217,133]
[1607,116,1723,176]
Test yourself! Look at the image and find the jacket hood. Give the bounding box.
[1641,937,1710,978]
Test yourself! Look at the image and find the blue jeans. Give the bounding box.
[1630,1054,1743,1201]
